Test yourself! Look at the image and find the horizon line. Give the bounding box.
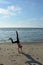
[0,27,43,28]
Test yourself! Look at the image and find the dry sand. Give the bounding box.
[0,42,43,65]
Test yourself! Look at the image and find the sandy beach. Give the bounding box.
[0,42,43,65]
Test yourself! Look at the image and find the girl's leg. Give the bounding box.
[21,47,22,53]
[18,47,20,53]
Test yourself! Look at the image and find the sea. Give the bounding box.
[0,28,43,43]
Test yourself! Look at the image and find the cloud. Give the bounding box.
[0,0,10,4]
[0,5,22,16]
[39,18,43,20]
[27,17,43,22]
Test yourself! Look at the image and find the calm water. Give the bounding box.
[0,28,43,43]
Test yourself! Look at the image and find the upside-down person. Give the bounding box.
[9,31,23,53]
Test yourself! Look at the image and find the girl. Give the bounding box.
[16,31,22,53]
[9,31,23,53]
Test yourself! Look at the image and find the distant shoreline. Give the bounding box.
[0,27,43,29]
[0,41,43,44]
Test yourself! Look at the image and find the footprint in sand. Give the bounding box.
[11,59,16,61]
[7,49,9,50]
[0,64,3,65]
[36,57,39,60]
[0,48,1,50]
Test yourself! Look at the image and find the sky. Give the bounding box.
[0,0,43,28]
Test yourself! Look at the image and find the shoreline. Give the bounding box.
[0,41,43,44]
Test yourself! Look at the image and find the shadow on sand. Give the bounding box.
[22,52,43,65]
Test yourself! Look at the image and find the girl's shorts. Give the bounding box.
[18,44,22,48]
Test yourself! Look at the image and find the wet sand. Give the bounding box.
[0,42,43,65]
